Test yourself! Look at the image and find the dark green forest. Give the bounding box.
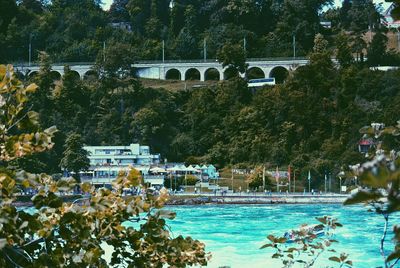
[2,0,400,189]
[1,0,399,65]
[14,48,400,190]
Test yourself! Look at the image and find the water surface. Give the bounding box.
[164,204,399,268]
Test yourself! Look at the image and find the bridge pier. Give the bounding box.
[219,71,224,81]
[200,71,205,82]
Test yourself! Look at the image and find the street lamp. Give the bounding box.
[338,171,345,194]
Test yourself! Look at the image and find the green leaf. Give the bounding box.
[25,83,38,93]
[272,253,281,258]
[386,250,400,262]
[329,256,341,263]
[260,243,272,249]
[359,126,374,135]
[344,190,383,205]
[157,210,176,219]
[81,182,92,193]
[276,237,287,244]
[345,260,353,266]
[316,217,327,224]
[267,234,276,242]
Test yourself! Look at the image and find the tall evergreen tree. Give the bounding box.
[60,133,90,182]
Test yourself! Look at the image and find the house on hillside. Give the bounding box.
[358,137,374,154]
[383,3,400,28]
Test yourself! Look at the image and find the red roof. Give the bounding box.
[359,139,373,146]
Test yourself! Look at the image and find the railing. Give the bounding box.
[13,62,96,68]
[12,57,309,67]
[134,57,309,64]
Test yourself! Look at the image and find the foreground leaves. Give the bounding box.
[261,216,352,268]
[0,65,210,267]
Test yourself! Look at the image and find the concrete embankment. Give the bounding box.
[166,194,349,205]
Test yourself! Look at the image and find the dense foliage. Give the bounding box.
[344,122,400,268]
[0,64,209,267]
[1,0,399,66]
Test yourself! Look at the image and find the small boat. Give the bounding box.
[283,224,325,243]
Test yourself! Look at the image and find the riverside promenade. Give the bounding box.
[167,193,350,205]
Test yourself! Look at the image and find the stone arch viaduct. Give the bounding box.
[14,58,309,82]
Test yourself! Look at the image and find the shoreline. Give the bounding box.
[12,194,349,207]
[166,194,349,205]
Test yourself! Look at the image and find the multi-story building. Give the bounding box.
[82,144,161,186]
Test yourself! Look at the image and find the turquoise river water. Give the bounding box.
[24,203,399,267]
[158,204,400,268]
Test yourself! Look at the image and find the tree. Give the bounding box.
[96,41,135,77]
[367,30,388,66]
[59,133,90,182]
[335,31,353,68]
[217,43,248,75]
[352,33,367,62]
[174,5,199,59]
[0,64,209,267]
[109,0,130,22]
[313,33,328,53]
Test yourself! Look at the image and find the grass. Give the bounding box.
[217,167,250,191]
[138,78,218,91]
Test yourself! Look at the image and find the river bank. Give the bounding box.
[13,193,349,207]
[166,194,349,205]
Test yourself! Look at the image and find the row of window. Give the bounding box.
[92,149,150,155]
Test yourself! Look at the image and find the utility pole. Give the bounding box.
[288,165,291,193]
[203,38,207,62]
[103,41,106,63]
[162,40,165,63]
[262,166,265,191]
[29,34,33,66]
[397,28,400,51]
[329,172,331,193]
[292,35,296,60]
[243,37,247,53]
[293,170,296,193]
[231,168,234,193]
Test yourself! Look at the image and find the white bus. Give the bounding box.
[247,78,276,87]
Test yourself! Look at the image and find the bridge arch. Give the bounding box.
[185,68,201,81]
[269,66,289,84]
[28,71,39,80]
[83,70,98,81]
[165,68,181,80]
[223,67,239,80]
[204,68,220,81]
[68,70,81,80]
[247,67,266,79]
[50,71,62,81]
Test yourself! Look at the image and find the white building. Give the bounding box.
[82,144,162,186]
